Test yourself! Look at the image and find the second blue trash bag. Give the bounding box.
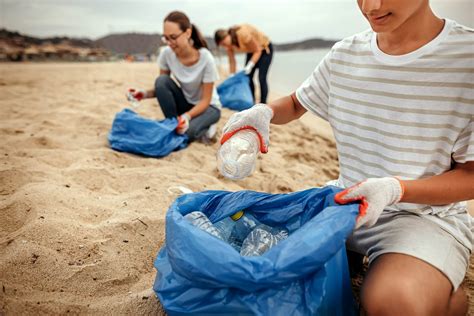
[153,186,359,315]
[108,108,188,157]
[217,71,254,111]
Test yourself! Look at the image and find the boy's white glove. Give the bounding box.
[335,177,404,229]
[243,61,255,75]
[221,103,273,153]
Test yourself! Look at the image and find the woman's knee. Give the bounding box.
[154,75,173,91]
[186,108,220,142]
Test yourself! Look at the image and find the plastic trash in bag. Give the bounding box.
[108,108,188,157]
[240,224,288,256]
[217,71,254,111]
[153,186,359,315]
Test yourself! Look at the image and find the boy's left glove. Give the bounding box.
[335,177,404,229]
[176,113,191,135]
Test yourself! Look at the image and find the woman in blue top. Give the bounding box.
[127,11,221,142]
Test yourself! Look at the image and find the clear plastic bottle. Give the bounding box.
[184,211,223,240]
[240,224,289,257]
[214,210,260,251]
[217,130,259,180]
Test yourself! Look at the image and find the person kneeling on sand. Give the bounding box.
[219,0,473,314]
[214,24,273,103]
[127,11,221,142]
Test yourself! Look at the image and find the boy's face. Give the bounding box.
[357,0,428,33]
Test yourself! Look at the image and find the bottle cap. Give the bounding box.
[230,210,244,221]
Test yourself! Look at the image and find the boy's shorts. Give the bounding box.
[346,210,472,290]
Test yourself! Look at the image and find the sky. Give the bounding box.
[1,0,473,42]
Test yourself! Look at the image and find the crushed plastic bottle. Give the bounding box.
[217,130,259,180]
[184,211,223,240]
[214,210,260,251]
[240,224,289,257]
[126,89,144,109]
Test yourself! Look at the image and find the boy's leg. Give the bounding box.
[154,75,192,118]
[361,253,467,315]
[186,105,220,142]
[346,210,471,315]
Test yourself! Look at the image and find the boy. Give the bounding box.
[220,0,473,314]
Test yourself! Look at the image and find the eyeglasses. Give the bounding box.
[161,32,185,43]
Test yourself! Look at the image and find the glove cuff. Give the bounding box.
[254,103,274,120]
[182,113,191,121]
[384,177,404,205]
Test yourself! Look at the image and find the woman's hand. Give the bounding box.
[126,88,147,102]
[176,113,191,135]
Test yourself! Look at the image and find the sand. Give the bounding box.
[0,62,472,314]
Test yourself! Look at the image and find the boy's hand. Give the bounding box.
[335,177,404,229]
[176,113,190,135]
[221,103,274,153]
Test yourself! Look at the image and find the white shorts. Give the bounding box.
[346,210,472,290]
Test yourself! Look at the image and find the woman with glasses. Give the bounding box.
[214,24,273,103]
[127,11,220,142]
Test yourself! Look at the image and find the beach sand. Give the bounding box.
[0,62,472,314]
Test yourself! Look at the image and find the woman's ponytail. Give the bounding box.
[190,23,208,49]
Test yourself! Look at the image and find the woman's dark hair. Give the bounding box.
[164,11,207,49]
[214,27,240,47]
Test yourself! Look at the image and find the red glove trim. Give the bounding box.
[334,181,368,219]
[220,125,268,153]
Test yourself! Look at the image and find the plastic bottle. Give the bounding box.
[214,210,260,251]
[184,211,223,240]
[126,89,143,109]
[240,224,289,257]
[217,130,259,180]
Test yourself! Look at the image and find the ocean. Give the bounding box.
[215,48,331,96]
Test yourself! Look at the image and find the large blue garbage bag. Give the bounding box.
[108,108,188,157]
[217,71,254,111]
[153,186,359,315]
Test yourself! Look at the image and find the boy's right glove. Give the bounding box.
[221,103,273,153]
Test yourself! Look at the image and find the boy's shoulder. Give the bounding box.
[449,19,474,35]
[331,29,373,52]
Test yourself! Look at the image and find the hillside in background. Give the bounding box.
[94,32,217,54]
[0,28,337,61]
[273,38,337,51]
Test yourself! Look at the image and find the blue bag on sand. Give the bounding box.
[217,71,254,111]
[108,108,188,157]
[153,186,359,315]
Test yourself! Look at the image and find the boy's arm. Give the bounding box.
[335,162,474,229]
[268,93,307,124]
[220,92,306,153]
[401,161,474,204]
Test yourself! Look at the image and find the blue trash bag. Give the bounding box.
[153,186,359,315]
[108,108,188,157]
[217,71,254,111]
